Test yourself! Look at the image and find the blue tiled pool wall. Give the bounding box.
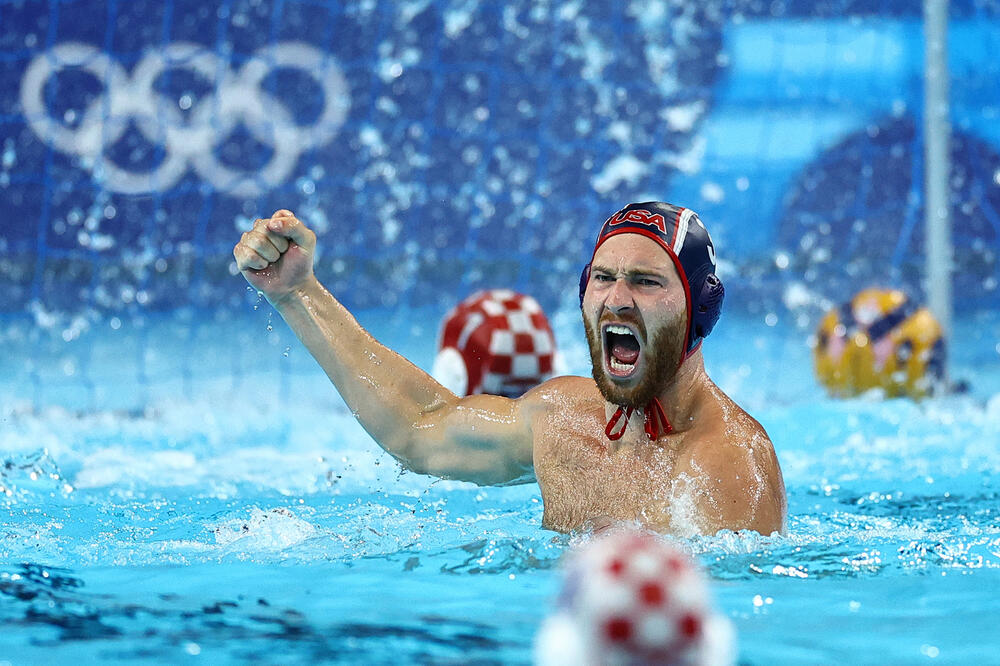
[2,0,998,321]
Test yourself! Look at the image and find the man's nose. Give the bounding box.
[606,278,634,313]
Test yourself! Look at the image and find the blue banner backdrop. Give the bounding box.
[2,0,998,319]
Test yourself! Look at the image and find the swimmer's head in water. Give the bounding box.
[813,287,946,399]
[432,289,557,398]
[580,202,724,358]
[534,528,735,666]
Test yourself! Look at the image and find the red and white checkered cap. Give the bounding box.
[535,529,734,666]
[432,289,557,398]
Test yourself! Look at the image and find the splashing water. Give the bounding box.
[2,306,999,663]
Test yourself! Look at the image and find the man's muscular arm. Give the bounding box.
[234,210,537,485]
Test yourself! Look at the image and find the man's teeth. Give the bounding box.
[610,357,634,372]
[607,324,632,335]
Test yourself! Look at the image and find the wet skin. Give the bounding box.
[234,211,787,536]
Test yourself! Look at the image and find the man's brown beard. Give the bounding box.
[584,311,686,408]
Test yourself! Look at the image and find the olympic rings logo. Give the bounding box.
[20,41,351,197]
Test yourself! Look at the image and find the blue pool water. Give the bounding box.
[5,0,1000,662]
[2,305,999,664]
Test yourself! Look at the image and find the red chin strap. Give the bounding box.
[604,397,673,441]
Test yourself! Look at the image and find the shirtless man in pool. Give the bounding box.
[233,202,786,536]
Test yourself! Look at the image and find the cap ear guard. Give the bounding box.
[578,262,591,308]
[691,273,724,342]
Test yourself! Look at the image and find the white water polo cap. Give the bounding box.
[534,528,735,666]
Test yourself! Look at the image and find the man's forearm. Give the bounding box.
[272,276,450,456]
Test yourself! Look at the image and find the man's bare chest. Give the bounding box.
[532,428,682,531]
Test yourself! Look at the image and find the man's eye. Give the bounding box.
[636,278,661,287]
[594,274,614,282]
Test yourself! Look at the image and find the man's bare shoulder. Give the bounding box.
[703,381,772,444]
[515,375,605,443]
[518,374,601,408]
[675,380,786,535]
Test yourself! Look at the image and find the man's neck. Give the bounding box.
[655,348,708,432]
[605,348,708,442]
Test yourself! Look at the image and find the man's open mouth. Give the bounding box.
[603,323,642,378]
